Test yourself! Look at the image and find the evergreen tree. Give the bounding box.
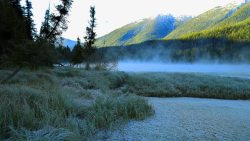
[71,37,83,65]
[56,38,71,63]
[40,6,51,39]
[83,6,97,70]
[44,0,73,43]
[10,0,23,16]
[24,0,36,40]
[0,0,27,67]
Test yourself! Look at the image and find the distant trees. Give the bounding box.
[83,6,97,70]
[56,38,71,64]
[57,45,71,64]
[71,37,83,65]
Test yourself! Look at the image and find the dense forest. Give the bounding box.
[98,38,250,63]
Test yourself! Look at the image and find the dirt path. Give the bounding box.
[108,98,250,141]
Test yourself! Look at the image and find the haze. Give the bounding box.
[118,62,250,78]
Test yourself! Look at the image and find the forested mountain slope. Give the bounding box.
[95,15,191,47]
[164,4,238,39]
[180,3,250,41]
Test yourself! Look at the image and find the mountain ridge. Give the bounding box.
[164,3,239,39]
[95,15,192,47]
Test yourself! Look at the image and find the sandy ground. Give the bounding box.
[108,98,250,141]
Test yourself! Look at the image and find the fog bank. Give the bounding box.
[118,62,250,77]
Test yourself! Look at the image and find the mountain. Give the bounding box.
[164,3,239,39]
[96,3,244,47]
[55,38,77,49]
[214,2,250,26]
[62,38,77,49]
[98,2,250,63]
[179,2,250,41]
[95,15,192,47]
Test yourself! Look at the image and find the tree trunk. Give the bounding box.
[1,66,22,84]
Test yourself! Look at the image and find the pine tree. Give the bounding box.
[45,0,73,43]
[10,0,23,16]
[0,0,27,66]
[71,37,83,65]
[40,7,51,39]
[39,0,73,43]
[83,6,97,70]
[24,0,36,40]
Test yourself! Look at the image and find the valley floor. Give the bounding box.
[109,97,250,141]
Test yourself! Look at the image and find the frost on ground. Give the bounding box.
[108,98,250,141]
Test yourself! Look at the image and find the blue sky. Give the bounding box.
[22,0,244,40]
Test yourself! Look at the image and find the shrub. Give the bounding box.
[86,95,153,129]
[0,85,76,139]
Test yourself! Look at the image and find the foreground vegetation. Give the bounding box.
[0,69,153,140]
[1,68,250,140]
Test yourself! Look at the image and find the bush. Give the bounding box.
[86,95,153,129]
[0,85,76,139]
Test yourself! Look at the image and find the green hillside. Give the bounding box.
[95,20,146,47]
[95,15,191,47]
[180,3,250,41]
[164,4,238,39]
[181,17,250,42]
[215,3,250,27]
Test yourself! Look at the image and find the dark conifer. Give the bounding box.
[83,6,97,70]
[24,0,36,40]
[40,7,51,39]
[10,0,23,16]
[45,0,73,43]
[71,37,83,65]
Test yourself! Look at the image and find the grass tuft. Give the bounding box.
[86,95,153,129]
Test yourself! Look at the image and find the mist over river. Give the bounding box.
[117,62,250,78]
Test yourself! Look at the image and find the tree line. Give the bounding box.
[0,0,97,82]
[99,38,250,63]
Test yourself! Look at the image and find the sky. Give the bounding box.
[22,0,244,40]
